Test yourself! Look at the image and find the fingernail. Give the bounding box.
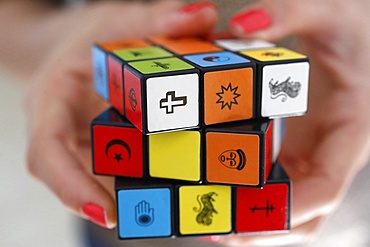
[198,235,221,242]
[230,8,271,33]
[81,203,114,229]
[178,1,217,13]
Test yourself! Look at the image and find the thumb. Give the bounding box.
[229,0,334,41]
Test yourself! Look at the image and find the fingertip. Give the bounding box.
[161,1,218,37]
[230,8,272,34]
[81,203,116,229]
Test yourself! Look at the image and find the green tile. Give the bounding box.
[114,46,172,61]
[129,57,195,74]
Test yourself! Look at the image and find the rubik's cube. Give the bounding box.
[90,36,310,239]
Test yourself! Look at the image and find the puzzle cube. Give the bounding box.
[177,184,232,237]
[92,39,152,102]
[205,119,273,187]
[240,47,310,118]
[234,161,291,233]
[115,178,174,239]
[91,108,202,182]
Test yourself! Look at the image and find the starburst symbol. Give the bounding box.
[216,83,241,110]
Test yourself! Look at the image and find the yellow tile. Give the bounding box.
[149,131,200,181]
[240,47,306,62]
[179,185,232,235]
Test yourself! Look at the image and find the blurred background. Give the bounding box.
[1,67,369,247]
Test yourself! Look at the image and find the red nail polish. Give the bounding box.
[198,235,221,242]
[230,9,271,33]
[179,1,217,13]
[82,203,109,228]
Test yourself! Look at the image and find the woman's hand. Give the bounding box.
[213,0,370,246]
[23,0,217,229]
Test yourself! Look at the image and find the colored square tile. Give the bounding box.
[149,130,201,182]
[129,57,194,74]
[148,36,223,55]
[206,132,260,186]
[92,46,109,100]
[178,185,232,235]
[92,124,143,178]
[184,51,250,68]
[113,46,173,61]
[146,73,199,132]
[261,62,310,117]
[214,39,276,51]
[98,38,151,51]
[117,188,172,238]
[124,68,143,131]
[204,68,253,125]
[129,57,195,74]
[108,55,124,115]
[235,183,289,233]
[147,35,201,46]
[240,47,307,62]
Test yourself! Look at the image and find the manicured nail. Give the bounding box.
[230,8,271,33]
[178,1,217,13]
[81,203,113,229]
[198,235,221,242]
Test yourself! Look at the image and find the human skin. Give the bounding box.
[0,0,369,245]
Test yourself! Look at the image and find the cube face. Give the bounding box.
[91,109,144,178]
[98,38,151,51]
[148,35,223,55]
[124,69,143,131]
[117,187,172,239]
[184,51,250,68]
[146,73,199,132]
[214,39,276,51]
[128,57,195,74]
[113,46,172,61]
[108,55,124,115]
[149,130,201,182]
[178,185,232,235]
[261,62,310,117]
[240,47,310,118]
[125,57,200,133]
[203,68,253,125]
[264,121,273,182]
[92,46,109,100]
[205,132,260,186]
[235,183,289,233]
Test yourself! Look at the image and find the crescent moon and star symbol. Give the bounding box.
[105,139,132,164]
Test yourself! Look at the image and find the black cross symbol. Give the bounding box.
[159,91,187,114]
[249,200,275,217]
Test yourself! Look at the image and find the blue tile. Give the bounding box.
[117,188,172,238]
[184,51,250,68]
[92,47,109,100]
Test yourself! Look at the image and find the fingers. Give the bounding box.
[228,0,347,41]
[159,1,218,37]
[27,132,116,229]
